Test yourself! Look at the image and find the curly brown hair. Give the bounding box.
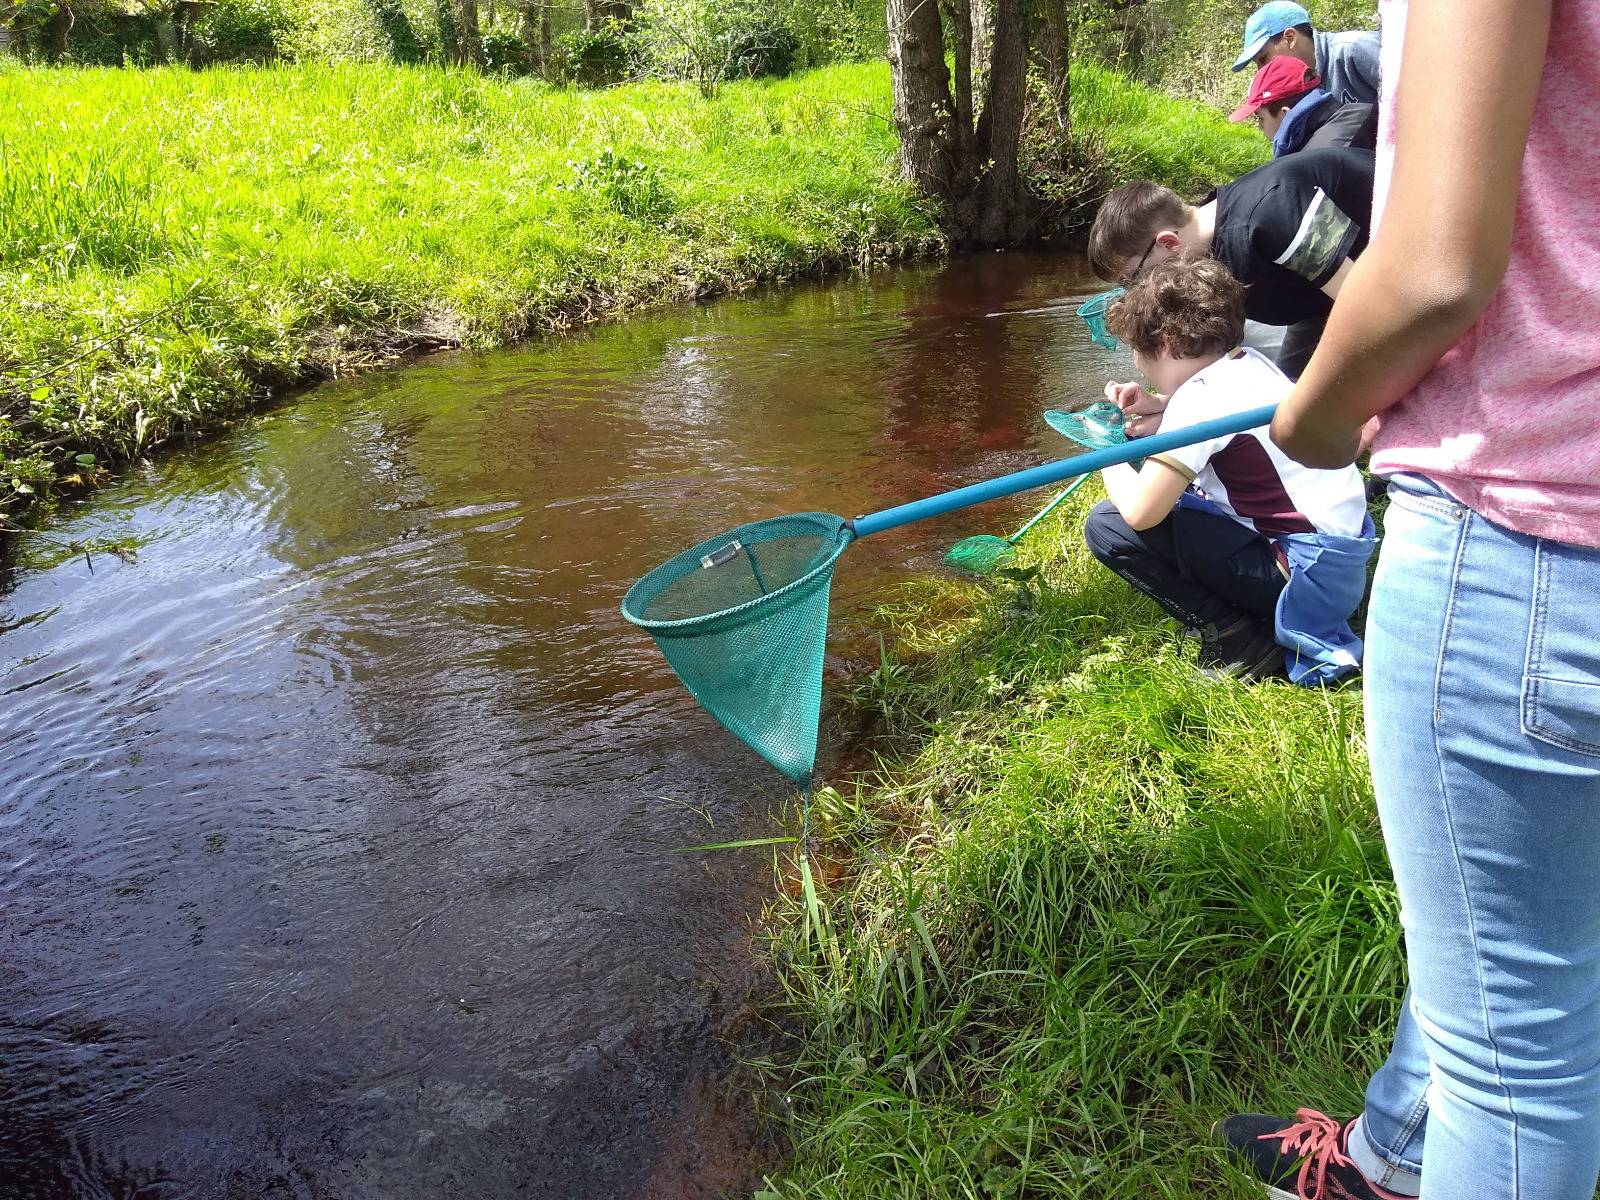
[1104,257,1246,360]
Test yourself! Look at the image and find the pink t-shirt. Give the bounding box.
[1369,0,1600,547]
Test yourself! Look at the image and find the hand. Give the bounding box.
[1104,380,1168,439]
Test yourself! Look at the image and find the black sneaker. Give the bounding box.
[1212,1109,1407,1200]
[1196,615,1283,682]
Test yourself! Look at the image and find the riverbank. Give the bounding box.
[758,490,1398,1196]
[0,59,1261,542]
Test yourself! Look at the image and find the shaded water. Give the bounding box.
[0,253,1121,1199]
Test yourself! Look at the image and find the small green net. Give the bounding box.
[1076,288,1125,349]
[621,512,853,785]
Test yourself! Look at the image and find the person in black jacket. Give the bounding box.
[1230,55,1377,156]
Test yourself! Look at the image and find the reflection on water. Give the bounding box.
[0,253,1122,1199]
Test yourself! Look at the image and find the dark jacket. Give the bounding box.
[1273,91,1378,158]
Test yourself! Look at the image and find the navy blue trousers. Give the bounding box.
[1083,500,1286,630]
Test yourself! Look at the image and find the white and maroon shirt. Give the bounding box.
[1151,347,1368,539]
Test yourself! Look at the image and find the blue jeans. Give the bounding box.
[1354,475,1600,1199]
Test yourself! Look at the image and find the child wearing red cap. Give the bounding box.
[1229,54,1377,155]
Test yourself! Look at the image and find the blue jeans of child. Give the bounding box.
[1351,474,1600,1199]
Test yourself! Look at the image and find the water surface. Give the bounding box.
[0,253,1121,1199]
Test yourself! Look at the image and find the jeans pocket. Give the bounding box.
[1522,540,1600,757]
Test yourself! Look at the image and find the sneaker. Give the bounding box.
[1212,1109,1407,1200]
[1196,615,1283,682]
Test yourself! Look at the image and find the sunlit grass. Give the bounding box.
[0,60,935,520]
[757,485,1398,1198]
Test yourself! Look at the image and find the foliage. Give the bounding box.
[189,0,295,63]
[757,487,1398,1196]
[481,17,530,74]
[561,148,676,221]
[786,0,883,66]
[555,21,629,86]
[0,61,937,528]
[630,0,799,95]
[1073,0,1380,106]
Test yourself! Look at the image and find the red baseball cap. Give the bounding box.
[1228,56,1321,122]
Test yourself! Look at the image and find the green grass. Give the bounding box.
[0,58,1260,540]
[755,486,1398,1197]
[0,60,935,527]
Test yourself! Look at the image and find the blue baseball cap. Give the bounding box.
[1231,2,1312,71]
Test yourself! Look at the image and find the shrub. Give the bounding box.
[482,19,531,74]
[190,0,294,63]
[631,0,798,95]
[556,23,630,87]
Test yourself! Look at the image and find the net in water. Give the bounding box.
[621,513,853,785]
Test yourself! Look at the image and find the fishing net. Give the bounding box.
[1044,401,1128,449]
[1076,288,1125,349]
[943,531,1017,574]
[620,512,853,785]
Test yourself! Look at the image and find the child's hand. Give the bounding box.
[1104,380,1168,438]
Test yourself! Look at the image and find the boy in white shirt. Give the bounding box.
[1084,257,1373,683]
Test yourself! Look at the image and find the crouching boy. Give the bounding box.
[1084,258,1374,684]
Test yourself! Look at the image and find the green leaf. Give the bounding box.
[30,386,50,402]
[75,453,97,467]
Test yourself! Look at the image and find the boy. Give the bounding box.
[1087,145,1374,379]
[1083,258,1373,684]
[1229,54,1377,156]
[1232,0,1380,105]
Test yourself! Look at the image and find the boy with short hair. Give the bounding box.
[1083,258,1373,684]
[1229,54,1377,155]
[1233,0,1380,105]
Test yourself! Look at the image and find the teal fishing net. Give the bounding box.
[1076,288,1125,349]
[620,513,853,785]
[1044,401,1128,450]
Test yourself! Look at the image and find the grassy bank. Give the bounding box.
[756,489,1397,1197]
[0,58,1260,538]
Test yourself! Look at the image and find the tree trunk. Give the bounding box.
[1038,0,1071,136]
[584,0,630,31]
[521,1,551,71]
[44,0,75,61]
[967,0,1033,245]
[887,0,1035,247]
[453,0,484,66]
[887,0,962,208]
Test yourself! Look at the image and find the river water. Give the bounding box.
[0,253,1121,1199]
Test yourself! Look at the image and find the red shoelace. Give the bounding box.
[1258,1108,1406,1200]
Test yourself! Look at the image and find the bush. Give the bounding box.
[482,20,531,74]
[556,23,630,87]
[631,0,798,94]
[190,0,294,63]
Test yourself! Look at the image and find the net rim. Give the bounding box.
[620,512,853,634]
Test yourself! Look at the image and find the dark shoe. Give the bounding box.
[1196,615,1283,682]
[1212,1109,1407,1199]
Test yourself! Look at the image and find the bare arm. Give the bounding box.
[1271,0,1552,468]
[1100,460,1191,531]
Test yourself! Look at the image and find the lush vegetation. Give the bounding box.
[0,57,1260,536]
[1077,0,1380,107]
[754,490,1396,1197]
[0,60,932,529]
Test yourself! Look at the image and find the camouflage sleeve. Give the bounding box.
[1272,187,1360,289]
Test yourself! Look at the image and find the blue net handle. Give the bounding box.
[850,403,1279,538]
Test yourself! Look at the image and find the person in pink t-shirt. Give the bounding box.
[1211,2,1600,1198]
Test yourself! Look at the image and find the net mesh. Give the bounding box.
[1044,401,1128,450]
[621,513,852,785]
[1076,288,1125,349]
